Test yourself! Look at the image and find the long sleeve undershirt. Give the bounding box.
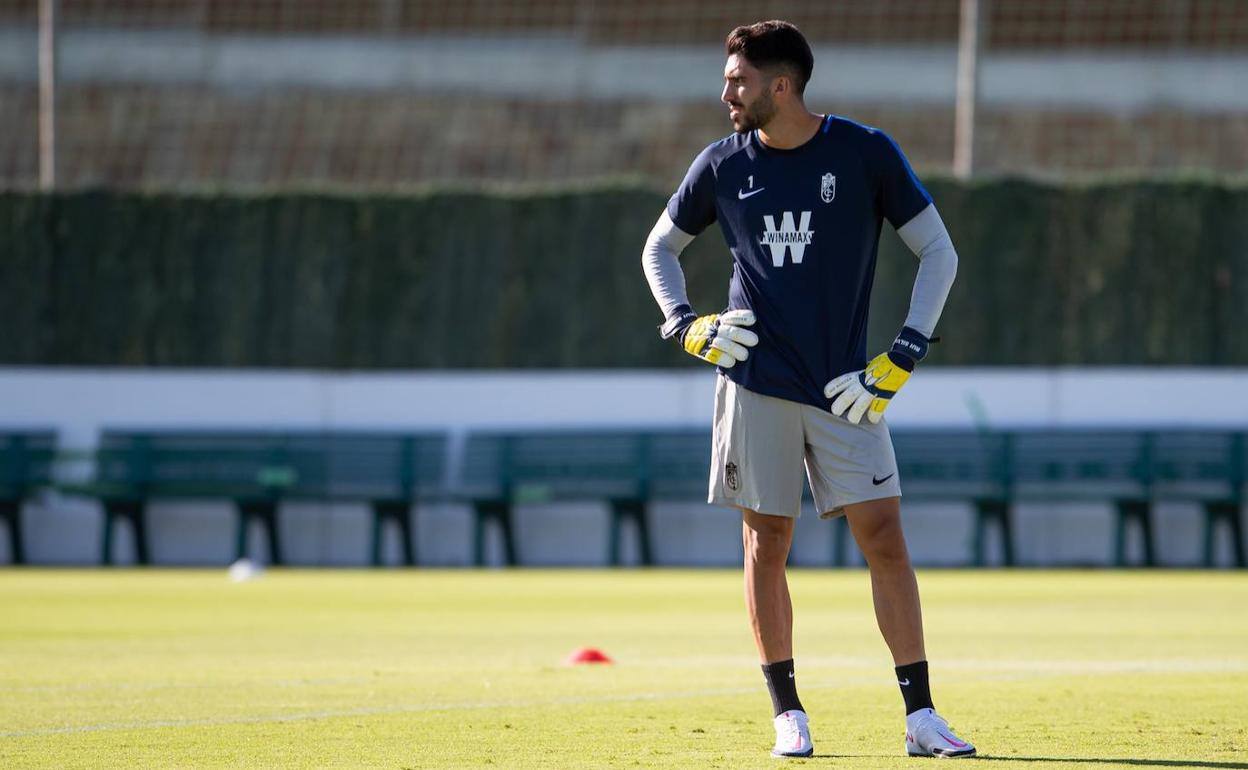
[895,203,958,338]
[641,209,695,321]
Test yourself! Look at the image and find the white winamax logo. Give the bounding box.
[759,211,814,267]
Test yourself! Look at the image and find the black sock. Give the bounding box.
[896,660,934,715]
[761,659,805,717]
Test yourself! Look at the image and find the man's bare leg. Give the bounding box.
[742,508,813,757]
[741,508,796,662]
[841,497,977,756]
[842,496,925,665]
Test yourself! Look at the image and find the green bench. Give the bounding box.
[894,430,1246,567]
[0,431,57,564]
[457,430,881,568]
[36,427,1248,568]
[458,430,713,566]
[459,428,1246,568]
[1007,431,1246,567]
[74,431,447,566]
[1150,432,1246,567]
[891,431,1012,565]
[1010,431,1154,566]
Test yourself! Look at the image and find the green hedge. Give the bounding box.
[2,180,1246,367]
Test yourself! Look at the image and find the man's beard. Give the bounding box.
[732,91,778,133]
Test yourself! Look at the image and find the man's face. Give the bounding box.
[721,53,778,133]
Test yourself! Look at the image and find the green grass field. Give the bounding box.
[1,569,1246,769]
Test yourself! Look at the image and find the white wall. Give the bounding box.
[2,367,1245,567]
[2,31,1244,112]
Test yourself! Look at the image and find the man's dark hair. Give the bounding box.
[725,20,814,95]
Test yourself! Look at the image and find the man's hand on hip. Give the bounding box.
[823,327,933,424]
[661,307,759,368]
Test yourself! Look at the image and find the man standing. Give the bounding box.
[642,20,975,759]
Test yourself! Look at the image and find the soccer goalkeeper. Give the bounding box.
[642,20,974,760]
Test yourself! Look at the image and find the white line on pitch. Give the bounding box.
[0,676,373,695]
[644,655,1248,674]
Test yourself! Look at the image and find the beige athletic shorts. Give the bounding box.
[708,375,902,518]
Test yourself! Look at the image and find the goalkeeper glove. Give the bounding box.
[659,305,759,368]
[823,327,934,424]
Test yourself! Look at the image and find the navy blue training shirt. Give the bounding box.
[667,114,932,409]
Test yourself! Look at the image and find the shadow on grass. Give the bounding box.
[973,756,1248,768]
[800,756,1247,768]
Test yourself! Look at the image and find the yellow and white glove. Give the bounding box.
[823,327,933,424]
[660,306,759,368]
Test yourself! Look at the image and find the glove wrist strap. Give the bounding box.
[888,327,935,372]
[659,305,697,341]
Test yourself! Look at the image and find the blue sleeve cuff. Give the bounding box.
[889,326,935,370]
[659,305,696,340]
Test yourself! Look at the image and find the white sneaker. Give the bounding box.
[905,708,976,758]
[771,709,814,758]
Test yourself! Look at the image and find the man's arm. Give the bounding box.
[824,202,957,424]
[896,203,958,339]
[870,128,957,334]
[641,210,696,335]
[641,210,758,367]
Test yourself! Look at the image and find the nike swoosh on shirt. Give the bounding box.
[872,473,895,485]
[737,187,766,200]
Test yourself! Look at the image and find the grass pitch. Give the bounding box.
[1,569,1246,769]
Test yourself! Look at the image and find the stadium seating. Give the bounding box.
[0,431,56,564]
[890,431,1013,566]
[1151,432,1248,567]
[28,428,1248,568]
[897,430,1247,567]
[457,428,1246,568]
[68,431,447,566]
[457,431,714,566]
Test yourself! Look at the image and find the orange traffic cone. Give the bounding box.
[564,647,613,665]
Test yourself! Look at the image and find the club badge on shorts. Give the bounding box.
[725,461,740,492]
[820,173,836,203]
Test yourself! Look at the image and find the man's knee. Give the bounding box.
[745,528,791,565]
[742,510,794,566]
[846,499,910,565]
[863,526,909,566]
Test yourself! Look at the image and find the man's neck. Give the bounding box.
[757,109,824,150]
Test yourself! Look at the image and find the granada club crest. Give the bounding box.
[820,173,836,203]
